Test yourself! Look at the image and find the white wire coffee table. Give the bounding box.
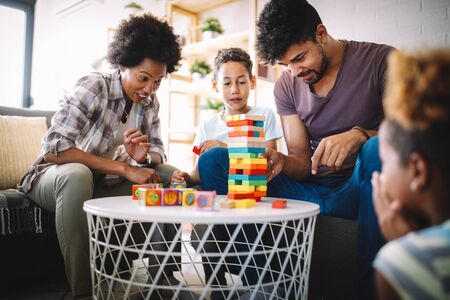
[83,196,319,300]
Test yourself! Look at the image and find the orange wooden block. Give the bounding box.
[226,120,254,127]
[228,131,254,137]
[229,168,242,174]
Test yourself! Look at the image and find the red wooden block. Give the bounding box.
[272,200,287,209]
[192,146,201,155]
[243,169,267,175]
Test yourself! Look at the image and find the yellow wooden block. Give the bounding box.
[229,158,242,165]
[241,158,267,165]
[255,185,267,191]
[235,199,256,208]
[228,185,256,192]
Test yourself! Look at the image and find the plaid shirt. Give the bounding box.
[19,70,165,193]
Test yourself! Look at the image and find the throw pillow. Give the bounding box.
[0,116,48,189]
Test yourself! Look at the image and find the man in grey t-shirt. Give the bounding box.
[198,0,393,299]
[258,0,391,299]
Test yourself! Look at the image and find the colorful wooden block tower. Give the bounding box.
[226,114,267,205]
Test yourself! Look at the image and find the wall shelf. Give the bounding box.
[182,31,249,58]
[169,0,235,13]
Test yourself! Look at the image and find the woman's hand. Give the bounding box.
[171,170,191,186]
[199,140,227,153]
[125,165,161,184]
[372,171,424,241]
[123,128,151,163]
[262,148,285,182]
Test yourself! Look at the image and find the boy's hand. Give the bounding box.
[123,128,151,163]
[199,140,227,153]
[171,170,191,186]
[372,172,424,241]
[262,148,284,182]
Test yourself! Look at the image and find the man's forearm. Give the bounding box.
[281,153,312,181]
[44,148,129,176]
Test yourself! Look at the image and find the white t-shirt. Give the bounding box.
[193,106,283,147]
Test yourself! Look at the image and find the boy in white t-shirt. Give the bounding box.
[171,47,283,187]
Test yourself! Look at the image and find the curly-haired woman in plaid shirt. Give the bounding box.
[19,13,181,298]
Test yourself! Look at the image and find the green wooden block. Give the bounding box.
[242,180,267,186]
[228,153,259,158]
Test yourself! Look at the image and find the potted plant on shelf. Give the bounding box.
[200,96,224,122]
[189,59,212,81]
[200,17,224,40]
[203,97,224,112]
[124,2,143,14]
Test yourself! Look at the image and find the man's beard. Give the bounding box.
[297,45,329,85]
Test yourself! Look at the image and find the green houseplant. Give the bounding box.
[203,97,224,111]
[124,2,143,11]
[200,17,224,40]
[189,59,212,79]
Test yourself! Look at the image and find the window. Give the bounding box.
[0,0,35,108]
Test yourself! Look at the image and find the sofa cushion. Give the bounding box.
[0,106,54,128]
[0,116,48,189]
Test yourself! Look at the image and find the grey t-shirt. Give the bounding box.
[275,40,393,176]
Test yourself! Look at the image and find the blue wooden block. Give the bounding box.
[228,147,265,154]
[228,174,266,181]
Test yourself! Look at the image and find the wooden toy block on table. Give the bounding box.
[226,114,267,205]
[162,188,179,206]
[132,183,163,200]
[138,188,162,206]
[181,188,196,206]
[272,200,287,209]
[235,199,256,208]
[195,191,216,211]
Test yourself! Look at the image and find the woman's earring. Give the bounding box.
[410,181,417,191]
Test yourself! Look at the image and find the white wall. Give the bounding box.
[310,0,450,50]
[30,0,450,109]
[30,0,165,109]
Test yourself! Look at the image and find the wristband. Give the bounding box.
[136,153,152,167]
[352,126,370,141]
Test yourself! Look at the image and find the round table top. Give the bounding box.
[83,195,319,224]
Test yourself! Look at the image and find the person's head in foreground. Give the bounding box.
[107,12,181,103]
[212,47,256,115]
[373,49,450,300]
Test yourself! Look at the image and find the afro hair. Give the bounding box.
[107,13,181,73]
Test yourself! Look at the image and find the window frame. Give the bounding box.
[0,0,36,107]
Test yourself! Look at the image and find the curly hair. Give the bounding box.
[384,50,450,130]
[383,50,450,175]
[256,0,322,65]
[213,48,253,80]
[107,13,181,73]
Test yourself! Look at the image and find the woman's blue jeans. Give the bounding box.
[198,137,385,299]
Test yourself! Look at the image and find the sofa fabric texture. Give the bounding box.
[0,116,48,189]
[0,106,56,235]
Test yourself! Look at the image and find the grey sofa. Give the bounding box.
[0,105,65,290]
[0,105,358,298]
